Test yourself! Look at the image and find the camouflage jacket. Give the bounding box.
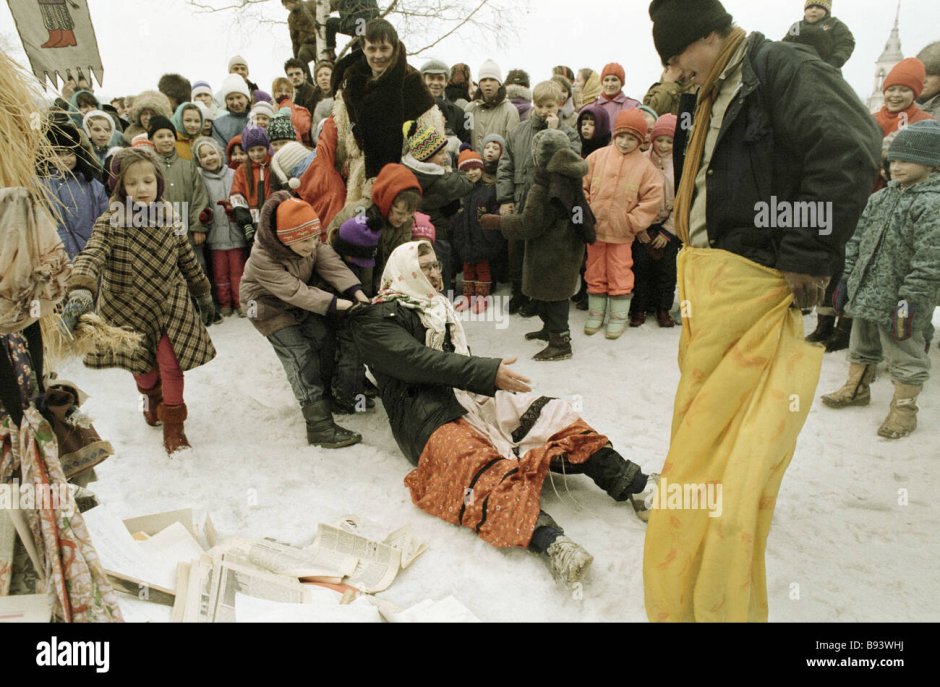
[844,173,940,327]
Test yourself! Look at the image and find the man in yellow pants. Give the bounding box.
[643,0,881,622]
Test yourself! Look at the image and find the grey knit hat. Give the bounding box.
[888,120,940,166]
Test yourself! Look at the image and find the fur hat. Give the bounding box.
[887,120,940,166]
[403,120,448,162]
[129,90,173,126]
[275,197,320,246]
[532,128,571,170]
[267,115,297,143]
[505,69,531,88]
[883,58,927,99]
[613,109,649,143]
[334,216,381,269]
[649,0,734,65]
[271,142,312,189]
[478,59,503,84]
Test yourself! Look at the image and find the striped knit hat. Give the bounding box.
[276,197,321,246]
[888,120,940,167]
[403,120,448,162]
[458,148,483,171]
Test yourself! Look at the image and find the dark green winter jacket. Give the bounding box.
[843,173,940,328]
[348,302,501,465]
[782,16,856,69]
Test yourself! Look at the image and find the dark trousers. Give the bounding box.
[537,299,570,334]
[332,322,365,406]
[631,237,679,314]
[434,239,455,298]
[267,315,336,407]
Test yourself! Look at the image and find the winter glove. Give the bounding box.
[889,300,916,342]
[832,280,849,317]
[782,272,830,310]
[480,214,502,232]
[60,289,94,334]
[196,293,216,328]
[199,207,214,227]
[233,206,253,229]
[217,199,235,220]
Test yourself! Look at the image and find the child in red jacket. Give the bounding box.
[230,125,272,244]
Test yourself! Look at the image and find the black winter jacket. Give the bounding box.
[674,33,881,277]
[451,180,504,264]
[348,302,501,465]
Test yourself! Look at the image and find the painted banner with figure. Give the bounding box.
[5,0,104,89]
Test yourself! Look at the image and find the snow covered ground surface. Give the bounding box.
[58,296,940,622]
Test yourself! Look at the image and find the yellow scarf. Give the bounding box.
[673,28,747,245]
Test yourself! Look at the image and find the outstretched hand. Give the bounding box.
[495,357,532,394]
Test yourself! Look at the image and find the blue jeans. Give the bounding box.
[267,315,336,407]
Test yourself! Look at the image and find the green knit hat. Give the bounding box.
[888,120,940,167]
[403,120,447,162]
[268,114,297,143]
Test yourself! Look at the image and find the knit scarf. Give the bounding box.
[673,27,747,245]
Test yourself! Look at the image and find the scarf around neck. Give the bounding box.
[673,27,747,245]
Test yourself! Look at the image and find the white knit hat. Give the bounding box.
[228,54,248,72]
[271,142,312,190]
[81,109,113,137]
[191,82,214,100]
[250,101,276,120]
[219,74,250,102]
[478,59,503,84]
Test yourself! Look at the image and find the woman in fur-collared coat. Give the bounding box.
[122,90,173,146]
[327,19,445,209]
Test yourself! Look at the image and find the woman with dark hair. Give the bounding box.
[326,18,445,208]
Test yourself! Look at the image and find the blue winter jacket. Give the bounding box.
[44,174,110,259]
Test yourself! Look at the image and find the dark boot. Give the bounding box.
[656,310,675,328]
[825,317,852,353]
[525,328,550,342]
[533,331,572,362]
[518,298,538,318]
[157,403,191,455]
[806,314,836,343]
[508,285,526,315]
[302,400,362,449]
[137,382,163,427]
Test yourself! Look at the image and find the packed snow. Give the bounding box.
[57,294,940,622]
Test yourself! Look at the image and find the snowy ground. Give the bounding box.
[58,293,940,622]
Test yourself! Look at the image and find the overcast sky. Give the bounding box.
[1,0,937,105]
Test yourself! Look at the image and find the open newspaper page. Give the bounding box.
[247,538,357,580]
[314,524,402,593]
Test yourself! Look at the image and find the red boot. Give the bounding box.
[137,383,163,427]
[455,281,474,312]
[473,282,491,314]
[41,29,63,48]
[157,403,191,455]
[57,30,77,47]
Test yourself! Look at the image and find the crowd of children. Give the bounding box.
[41,2,939,460]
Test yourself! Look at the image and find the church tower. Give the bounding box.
[868,2,904,112]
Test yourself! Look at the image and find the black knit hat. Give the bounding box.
[147,115,177,138]
[649,0,734,65]
[46,121,82,149]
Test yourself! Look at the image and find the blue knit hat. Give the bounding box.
[888,120,940,167]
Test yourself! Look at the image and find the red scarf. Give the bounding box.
[874,103,935,137]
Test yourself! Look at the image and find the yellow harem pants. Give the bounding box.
[643,248,823,622]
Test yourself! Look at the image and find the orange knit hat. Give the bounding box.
[883,58,926,99]
[276,198,321,246]
[601,63,625,84]
[613,109,648,143]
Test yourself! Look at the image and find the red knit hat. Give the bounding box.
[883,58,926,99]
[613,109,648,143]
[650,113,677,141]
[458,149,483,171]
[601,63,626,84]
[371,164,423,218]
[276,198,321,246]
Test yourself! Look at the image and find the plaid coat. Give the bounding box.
[68,205,216,375]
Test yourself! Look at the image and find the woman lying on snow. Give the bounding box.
[348,241,658,588]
